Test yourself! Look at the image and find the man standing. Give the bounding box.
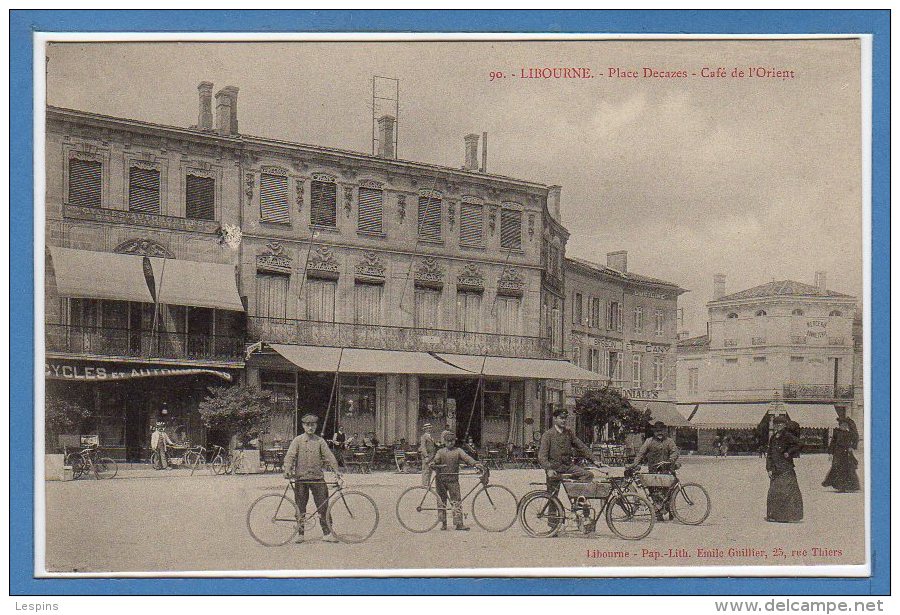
[283,413,342,543]
[330,426,347,468]
[538,408,595,496]
[150,422,174,470]
[431,430,483,531]
[629,421,680,520]
[419,423,437,487]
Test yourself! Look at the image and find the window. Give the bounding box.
[653,356,665,390]
[573,292,583,324]
[688,368,699,394]
[633,306,644,332]
[255,272,289,320]
[655,309,664,335]
[607,351,623,382]
[755,309,767,317]
[128,166,160,214]
[495,296,521,335]
[357,186,383,234]
[456,290,482,332]
[354,282,382,325]
[417,194,442,241]
[792,308,805,316]
[590,297,601,328]
[310,179,337,227]
[632,353,643,387]
[414,288,441,328]
[260,172,290,224]
[547,244,561,277]
[753,356,767,363]
[572,346,581,367]
[68,158,102,207]
[459,202,483,245]
[339,375,377,436]
[589,348,601,374]
[419,378,448,427]
[726,312,739,319]
[725,357,738,365]
[607,301,623,331]
[829,310,843,317]
[500,208,522,250]
[790,356,805,363]
[185,174,215,220]
[305,278,336,322]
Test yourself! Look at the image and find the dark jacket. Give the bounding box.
[538,427,594,472]
[766,430,801,475]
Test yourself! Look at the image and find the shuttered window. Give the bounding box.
[355,282,383,325]
[495,296,521,335]
[68,158,102,207]
[255,273,289,320]
[459,203,483,245]
[311,180,337,227]
[260,173,290,224]
[357,187,383,234]
[414,288,441,328]
[456,291,482,333]
[128,167,160,214]
[306,278,336,322]
[185,174,215,220]
[500,208,522,250]
[417,195,442,242]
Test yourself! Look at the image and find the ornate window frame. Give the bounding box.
[124,151,169,215]
[63,141,111,208]
[180,158,223,222]
[257,164,293,227]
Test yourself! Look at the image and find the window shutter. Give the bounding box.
[260,173,290,224]
[355,282,382,325]
[310,180,337,227]
[128,167,160,214]
[417,196,442,241]
[306,278,337,322]
[69,158,102,207]
[255,273,288,320]
[185,174,215,220]
[500,209,522,250]
[459,203,483,245]
[357,187,383,234]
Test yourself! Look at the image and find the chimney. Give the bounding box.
[547,185,562,222]
[215,86,239,135]
[464,133,480,170]
[815,271,827,295]
[480,131,488,173]
[713,274,727,300]
[197,81,213,130]
[607,251,628,272]
[377,115,396,159]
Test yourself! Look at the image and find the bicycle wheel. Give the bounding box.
[326,490,379,543]
[471,484,518,532]
[517,492,565,538]
[246,493,300,547]
[670,482,711,525]
[395,486,441,533]
[211,454,226,475]
[150,451,161,470]
[67,454,84,480]
[605,493,655,540]
[94,457,118,479]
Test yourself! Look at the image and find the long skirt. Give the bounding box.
[767,468,804,522]
[822,450,861,492]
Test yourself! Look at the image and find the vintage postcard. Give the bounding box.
[33,33,871,579]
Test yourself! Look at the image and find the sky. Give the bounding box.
[45,39,863,336]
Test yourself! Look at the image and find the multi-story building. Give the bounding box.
[563,254,687,440]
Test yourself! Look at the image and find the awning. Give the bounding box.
[268,344,343,372]
[149,257,244,312]
[435,353,606,380]
[688,403,770,429]
[49,247,154,303]
[783,404,838,428]
[265,344,473,375]
[631,401,690,427]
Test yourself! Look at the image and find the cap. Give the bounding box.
[423,423,432,429]
[440,430,455,441]
[301,413,319,423]
[653,421,667,429]
[552,408,569,418]
[772,414,789,425]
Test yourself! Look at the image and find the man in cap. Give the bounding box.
[538,408,596,497]
[283,413,342,543]
[629,420,680,520]
[150,422,175,470]
[430,430,484,530]
[419,422,438,487]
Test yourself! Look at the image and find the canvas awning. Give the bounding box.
[632,401,690,427]
[149,257,244,312]
[688,403,770,429]
[783,404,838,428]
[265,344,473,375]
[49,247,155,303]
[435,353,606,380]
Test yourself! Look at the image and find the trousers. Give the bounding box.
[293,480,331,535]
[546,464,594,497]
[435,477,463,527]
[421,462,433,487]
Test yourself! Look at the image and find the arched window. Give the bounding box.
[792,308,804,316]
[755,310,767,317]
[829,310,842,317]
[726,313,738,319]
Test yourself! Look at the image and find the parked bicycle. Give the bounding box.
[66,444,117,480]
[210,445,246,475]
[246,477,379,546]
[517,469,655,540]
[623,461,711,525]
[395,465,518,533]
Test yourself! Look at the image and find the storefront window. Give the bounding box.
[339,375,377,440]
[260,370,296,445]
[418,377,449,430]
[482,380,511,445]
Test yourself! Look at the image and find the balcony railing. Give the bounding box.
[46,324,245,362]
[248,317,560,359]
[782,383,855,400]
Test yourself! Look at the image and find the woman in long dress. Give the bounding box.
[766,415,804,522]
[822,417,861,492]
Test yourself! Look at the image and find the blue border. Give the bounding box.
[10,9,890,596]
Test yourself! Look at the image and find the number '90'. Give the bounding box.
[489,71,505,81]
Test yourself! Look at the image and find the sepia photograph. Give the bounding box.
[36,35,868,577]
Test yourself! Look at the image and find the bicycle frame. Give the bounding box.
[282,479,343,524]
[414,471,487,514]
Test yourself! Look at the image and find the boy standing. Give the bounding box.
[429,430,483,531]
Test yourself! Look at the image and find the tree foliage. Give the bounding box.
[45,394,93,444]
[574,386,651,436]
[198,385,274,447]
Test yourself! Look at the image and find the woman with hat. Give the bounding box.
[821,416,861,493]
[765,414,804,522]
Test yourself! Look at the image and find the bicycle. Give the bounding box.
[246,477,379,546]
[66,444,117,480]
[623,461,711,525]
[517,470,655,540]
[395,465,518,533]
[210,446,246,475]
[183,444,218,476]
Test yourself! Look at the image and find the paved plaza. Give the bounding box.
[43,454,865,574]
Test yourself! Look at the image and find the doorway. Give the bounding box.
[297,371,338,438]
[449,378,481,447]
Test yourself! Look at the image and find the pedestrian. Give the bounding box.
[430,430,483,531]
[538,408,595,497]
[419,423,437,487]
[713,435,723,457]
[283,413,342,543]
[821,416,860,493]
[329,426,347,468]
[628,421,680,520]
[150,422,174,470]
[765,415,803,523]
[721,435,731,457]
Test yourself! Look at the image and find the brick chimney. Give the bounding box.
[215,86,239,135]
[464,133,480,170]
[713,274,727,300]
[197,81,213,130]
[547,185,562,222]
[377,115,396,159]
[815,271,827,295]
[607,251,627,272]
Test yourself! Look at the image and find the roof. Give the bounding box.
[565,257,685,293]
[677,334,709,350]
[713,280,854,303]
